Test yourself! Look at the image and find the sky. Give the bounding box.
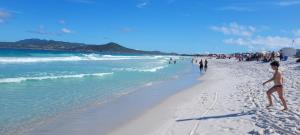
[0,0,300,54]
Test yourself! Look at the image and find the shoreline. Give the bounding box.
[106,58,231,135]
[23,61,201,135]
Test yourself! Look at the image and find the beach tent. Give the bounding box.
[280,47,297,57]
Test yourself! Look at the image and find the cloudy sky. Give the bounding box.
[0,0,300,53]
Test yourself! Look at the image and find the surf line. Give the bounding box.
[189,91,219,135]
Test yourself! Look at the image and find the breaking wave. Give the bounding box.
[0,72,113,83]
[0,54,167,63]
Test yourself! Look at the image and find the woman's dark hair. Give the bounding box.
[270,61,280,67]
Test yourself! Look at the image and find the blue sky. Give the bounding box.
[0,0,300,53]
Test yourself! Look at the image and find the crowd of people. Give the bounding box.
[233,51,280,62]
[229,51,297,62]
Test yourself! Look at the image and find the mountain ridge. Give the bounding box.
[0,39,178,55]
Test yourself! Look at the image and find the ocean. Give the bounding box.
[0,49,199,135]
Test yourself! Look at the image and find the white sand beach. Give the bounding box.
[107,58,300,135]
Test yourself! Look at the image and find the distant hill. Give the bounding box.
[0,39,178,55]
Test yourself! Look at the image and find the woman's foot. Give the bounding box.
[281,108,288,111]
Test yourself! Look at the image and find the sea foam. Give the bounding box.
[112,65,167,72]
[0,55,165,63]
[0,72,113,83]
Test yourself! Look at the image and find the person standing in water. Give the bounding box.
[263,61,288,111]
[199,59,204,71]
[204,59,208,71]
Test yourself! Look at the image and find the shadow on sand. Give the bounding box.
[176,110,255,122]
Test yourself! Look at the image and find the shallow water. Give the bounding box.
[0,49,198,135]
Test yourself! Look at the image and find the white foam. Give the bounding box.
[99,55,161,60]
[113,65,167,73]
[0,55,168,63]
[144,82,153,87]
[0,56,83,63]
[0,72,113,83]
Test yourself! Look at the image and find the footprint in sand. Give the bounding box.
[221,127,234,131]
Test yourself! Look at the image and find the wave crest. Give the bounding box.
[0,72,113,83]
[0,55,168,63]
[112,66,167,72]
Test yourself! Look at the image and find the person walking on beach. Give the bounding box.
[263,61,288,111]
[204,59,208,71]
[199,59,204,71]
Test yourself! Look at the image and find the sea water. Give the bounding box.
[0,49,197,135]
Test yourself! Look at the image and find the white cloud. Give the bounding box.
[213,23,300,49]
[61,28,73,34]
[136,0,152,8]
[276,0,300,6]
[211,22,256,37]
[0,10,11,23]
[224,38,250,46]
[224,36,300,49]
[28,26,74,35]
[136,2,147,8]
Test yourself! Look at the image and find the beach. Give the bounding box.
[2,1,300,134]
[1,54,299,135]
[107,58,300,135]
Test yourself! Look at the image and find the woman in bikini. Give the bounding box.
[263,61,288,111]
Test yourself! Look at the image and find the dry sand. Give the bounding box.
[107,58,300,135]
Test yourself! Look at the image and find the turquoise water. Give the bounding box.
[0,49,194,135]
